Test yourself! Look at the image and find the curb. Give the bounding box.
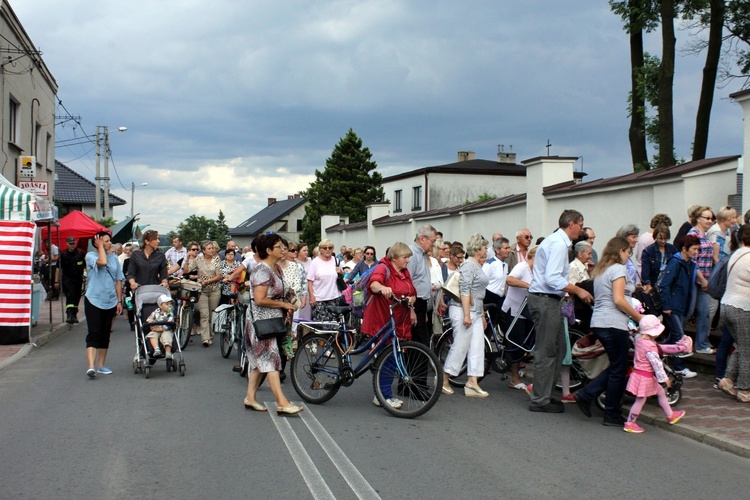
[639,408,750,459]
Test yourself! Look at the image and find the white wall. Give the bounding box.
[428,173,526,210]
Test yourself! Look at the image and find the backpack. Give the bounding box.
[351,262,390,319]
[707,255,730,300]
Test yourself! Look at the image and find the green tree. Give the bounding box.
[301,129,384,246]
[96,216,117,228]
[208,210,230,249]
[175,215,217,246]
[464,192,497,205]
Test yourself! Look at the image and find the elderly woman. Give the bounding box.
[279,239,307,342]
[243,234,302,414]
[717,225,750,402]
[442,233,490,397]
[296,243,312,321]
[708,206,738,263]
[502,245,538,389]
[186,240,221,346]
[569,241,592,285]
[307,238,343,322]
[687,206,717,354]
[574,237,644,426]
[361,242,418,408]
[641,225,678,293]
[615,224,640,285]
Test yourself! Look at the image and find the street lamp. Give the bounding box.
[95,125,127,218]
[131,182,148,219]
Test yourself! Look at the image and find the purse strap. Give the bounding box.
[728,250,750,277]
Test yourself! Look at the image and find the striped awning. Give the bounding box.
[0,174,54,222]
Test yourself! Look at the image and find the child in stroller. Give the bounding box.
[147,295,175,360]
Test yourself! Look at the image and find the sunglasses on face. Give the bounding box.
[288,248,297,252]
[321,246,333,250]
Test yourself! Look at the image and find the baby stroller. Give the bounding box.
[132,284,186,378]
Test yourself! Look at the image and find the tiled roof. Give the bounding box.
[382,158,526,182]
[54,161,126,206]
[542,156,740,195]
[326,193,527,232]
[229,197,307,236]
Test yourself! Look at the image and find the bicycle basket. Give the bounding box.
[212,305,232,334]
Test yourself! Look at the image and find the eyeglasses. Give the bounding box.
[190,248,199,251]
[365,252,374,256]
[699,215,716,221]
[288,248,297,252]
[273,244,284,249]
[523,235,532,240]
[321,246,334,250]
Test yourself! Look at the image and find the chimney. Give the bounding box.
[457,151,475,162]
[267,197,276,206]
[497,144,517,164]
[288,195,293,200]
[294,193,301,199]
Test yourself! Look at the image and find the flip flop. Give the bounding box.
[508,382,526,390]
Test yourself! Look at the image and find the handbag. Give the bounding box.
[253,315,288,340]
[441,271,461,301]
[648,286,663,311]
[335,258,348,291]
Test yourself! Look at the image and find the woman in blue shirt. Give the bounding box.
[84,231,124,378]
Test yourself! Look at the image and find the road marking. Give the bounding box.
[266,402,381,500]
[267,403,336,500]
[299,407,382,500]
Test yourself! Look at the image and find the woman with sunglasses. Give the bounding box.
[307,238,343,322]
[184,241,221,346]
[346,246,377,284]
[687,206,718,354]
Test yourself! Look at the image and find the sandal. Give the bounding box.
[718,378,738,397]
[508,382,526,390]
[243,399,267,411]
[277,405,304,415]
[737,391,750,403]
[441,385,454,395]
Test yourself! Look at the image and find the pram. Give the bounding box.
[132,284,186,378]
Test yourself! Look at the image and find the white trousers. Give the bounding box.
[444,307,485,377]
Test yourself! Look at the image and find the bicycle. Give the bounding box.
[217,293,248,359]
[435,301,534,388]
[174,279,202,351]
[291,297,443,419]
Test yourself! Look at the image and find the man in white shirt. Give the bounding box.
[482,237,511,327]
[527,210,593,413]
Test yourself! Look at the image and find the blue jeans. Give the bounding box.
[662,312,687,371]
[688,287,717,351]
[576,327,630,419]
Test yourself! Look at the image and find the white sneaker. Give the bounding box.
[677,368,697,379]
[372,396,403,409]
[695,348,716,355]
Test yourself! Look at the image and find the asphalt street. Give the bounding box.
[1,316,749,499]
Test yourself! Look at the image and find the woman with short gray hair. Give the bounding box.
[616,224,640,284]
[442,233,491,397]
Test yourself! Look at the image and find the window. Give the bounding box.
[46,133,53,171]
[296,219,303,232]
[278,221,288,232]
[412,186,422,211]
[8,97,19,146]
[394,190,402,213]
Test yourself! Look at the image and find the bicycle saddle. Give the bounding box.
[325,304,351,315]
[483,303,497,311]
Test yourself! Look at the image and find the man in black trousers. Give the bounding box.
[59,236,86,323]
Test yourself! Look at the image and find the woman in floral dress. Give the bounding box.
[243,233,302,415]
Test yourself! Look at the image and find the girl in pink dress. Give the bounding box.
[624,315,693,433]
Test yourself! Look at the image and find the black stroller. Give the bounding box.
[132,284,186,378]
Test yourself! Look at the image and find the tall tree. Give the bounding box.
[175,215,217,246]
[691,0,725,161]
[657,0,677,168]
[611,0,659,170]
[208,210,230,249]
[301,129,384,247]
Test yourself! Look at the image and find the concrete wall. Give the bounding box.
[325,157,740,258]
[428,172,525,210]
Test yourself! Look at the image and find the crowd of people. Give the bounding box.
[57,204,750,426]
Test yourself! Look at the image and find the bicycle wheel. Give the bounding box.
[372,341,442,418]
[176,304,193,351]
[435,332,488,388]
[291,334,342,404]
[220,312,234,358]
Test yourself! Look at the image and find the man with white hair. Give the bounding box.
[507,228,533,271]
[407,224,438,346]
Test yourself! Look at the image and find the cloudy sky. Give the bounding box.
[13,0,747,234]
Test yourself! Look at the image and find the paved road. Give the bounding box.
[1,316,749,499]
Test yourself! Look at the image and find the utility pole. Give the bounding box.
[95,125,101,217]
[103,126,110,218]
